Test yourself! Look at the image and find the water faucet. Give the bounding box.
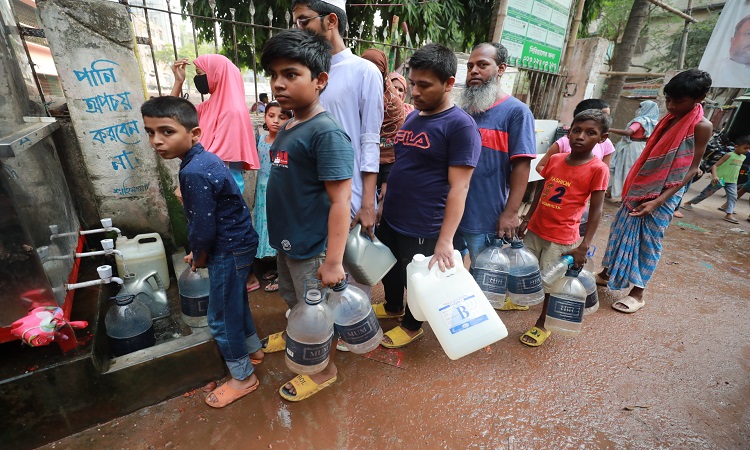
[37,246,74,263]
[65,265,124,291]
[75,239,124,259]
[49,224,79,242]
[79,218,122,237]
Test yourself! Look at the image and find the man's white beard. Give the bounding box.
[459,79,499,115]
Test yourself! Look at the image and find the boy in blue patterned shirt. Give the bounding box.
[142,96,262,409]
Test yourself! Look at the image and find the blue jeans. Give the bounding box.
[207,247,262,380]
[687,182,738,214]
[457,231,499,271]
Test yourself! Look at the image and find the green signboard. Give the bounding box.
[500,0,572,73]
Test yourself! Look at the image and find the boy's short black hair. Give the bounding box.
[664,69,712,99]
[409,43,457,83]
[259,93,268,102]
[574,98,609,117]
[472,42,508,66]
[735,135,750,146]
[141,96,199,130]
[261,29,332,78]
[291,0,348,36]
[572,108,612,134]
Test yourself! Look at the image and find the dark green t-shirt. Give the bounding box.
[267,111,354,259]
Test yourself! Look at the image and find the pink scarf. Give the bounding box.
[193,54,259,170]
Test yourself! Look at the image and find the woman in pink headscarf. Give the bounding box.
[388,72,415,115]
[171,54,259,192]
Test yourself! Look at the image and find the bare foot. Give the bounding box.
[250,349,264,363]
[205,374,258,405]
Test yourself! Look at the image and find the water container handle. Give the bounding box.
[351,223,379,243]
[427,260,459,279]
[145,269,166,291]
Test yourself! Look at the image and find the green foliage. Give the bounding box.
[647,11,719,71]
[179,0,495,70]
[583,0,639,41]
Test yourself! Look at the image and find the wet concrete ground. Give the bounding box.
[41,181,750,449]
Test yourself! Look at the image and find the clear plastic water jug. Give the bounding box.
[178,268,210,328]
[343,224,397,286]
[540,255,574,288]
[410,260,508,360]
[579,269,599,315]
[121,271,169,320]
[545,267,587,336]
[105,294,155,357]
[503,239,544,306]
[285,281,334,375]
[472,239,510,309]
[328,279,383,353]
[115,233,170,289]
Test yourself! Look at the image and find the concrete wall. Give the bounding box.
[37,0,171,239]
[557,37,610,124]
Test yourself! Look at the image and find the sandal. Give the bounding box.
[264,279,279,292]
[205,378,259,408]
[595,273,609,287]
[496,298,529,311]
[279,374,337,402]
[520,326,550,347]
[380,326,424,349]
[723,217,740,224]
[246,282,260,293]
[680,204,693,211]
[260,331,286,353]
[262,270,278,281]
[611,295,645,314]
[372,303,405,319]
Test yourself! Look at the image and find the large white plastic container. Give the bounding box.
[410,258,508,360]
[407,251,464,321]
[115,233,170,289]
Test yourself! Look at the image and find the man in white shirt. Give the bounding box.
[292,0,384,236]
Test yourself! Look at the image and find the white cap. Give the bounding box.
[321,0,346,11]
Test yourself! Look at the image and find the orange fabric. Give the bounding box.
[629,123,646,139]
[528,154,609,245]
[194,54,259,170]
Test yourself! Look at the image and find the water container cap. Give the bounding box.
[565,267,582,277]
[332,280,348,292]
[412,254,426,262]
[510,239,525,248]
[111,294,135,305]
[305,289,323,304]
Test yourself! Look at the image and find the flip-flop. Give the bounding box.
[279,374,337,402]
[205,378,259,408]
[264,279,279,292]
[251,354,264,365]
[372,303,404,319]
[380,326,423,348]
[611,295,645,314]
[520,326,550,347]
[496,298,529,311]
[260,331,286,353]
[723,217,740,224]
[246,282,260,293]
[261,270,278,281]
[680,204,693,211]
[595,273,609,287]
[718,206,727,212]
[672,210,684,218]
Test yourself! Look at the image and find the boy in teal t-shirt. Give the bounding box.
[682,135,750,224]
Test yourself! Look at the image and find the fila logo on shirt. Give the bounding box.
[394,130,430,149]
[271,150,289,168]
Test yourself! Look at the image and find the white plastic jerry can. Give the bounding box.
[410,256,508,360]
[406,251,464,321]
[115,233,170,289]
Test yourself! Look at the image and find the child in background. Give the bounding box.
[518,109,611,347]
[681,135,749,224]
[141,96,263,408]
[258,30,354,402]
[536,99,615,174]
[597,69,712,314]
[253,102,293,292]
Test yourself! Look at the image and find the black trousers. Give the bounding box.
[375,219,438,331]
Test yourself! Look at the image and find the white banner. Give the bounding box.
[698,0,750,88]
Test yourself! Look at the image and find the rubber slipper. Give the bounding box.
[594,273,609,287]
[680,204,693,211]
[336,338,350,352]
[260,331,286,353]
[279,374,337,402]
[718,206,727,212]
[251,354,264,365]
[611,295,645,314]
[496,298,529,311]
[372,303,404,319]
[261,270,278,281]
[723,217,740,224]
[381,326,423,349]
[205,378,259,408]
[672,210,684,218]
[246,282,260,293]
[264,279,279,292]
[520,326,550,347]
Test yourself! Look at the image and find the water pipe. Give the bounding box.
[48,224,78,242]
[65,265,124,291]
[75,239,124,259]
[36,246,74,262]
